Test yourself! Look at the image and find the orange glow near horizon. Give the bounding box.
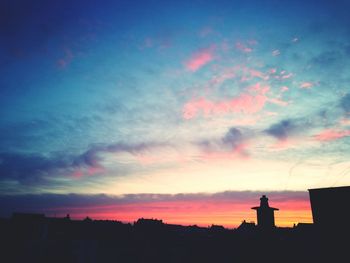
[43,198,313,228]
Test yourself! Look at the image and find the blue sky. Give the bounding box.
[1,0,350,224]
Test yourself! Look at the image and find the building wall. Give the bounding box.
[309,186,350,227]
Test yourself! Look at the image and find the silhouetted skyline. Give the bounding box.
[1,0,350,230]
[2,187,350,262]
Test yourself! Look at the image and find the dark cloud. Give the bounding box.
[195,127,251,158]
[222,127,244,148]
[0,142,164,185]
[0,152,71,185]
[197,127,247,153]
[74,142,164,167]
[265,119,298,140]
[0,190,309,218]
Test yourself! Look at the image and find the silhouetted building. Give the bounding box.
[236,220,256,233]
[210,224,225,231]
[309,186,350,229]
[134,218,163,226]
[251,195,279,229]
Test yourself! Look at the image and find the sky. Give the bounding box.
[1,0,350,227]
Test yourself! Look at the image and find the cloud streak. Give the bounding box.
[0,142,165,185]
[300,82,313,89]
[314,129,350,141]
[185,47,215,72]
[183,83,270,119]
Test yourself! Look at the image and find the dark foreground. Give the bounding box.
[0,215,348,263]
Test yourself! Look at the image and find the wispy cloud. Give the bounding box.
[300,82,314,89]
[0,142,165,185]
[185,47,215,72]
[314,129,350,141]
[183,83,269,119]
[235,42,253,53]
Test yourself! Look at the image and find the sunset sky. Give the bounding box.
[1,0,350,227]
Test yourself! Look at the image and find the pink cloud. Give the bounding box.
[249,69,269,80]
[185,47,215,72]
[210,68,237,86]
[71,165,105,179]
[240,68,269,82]
[281,86,289,92]
[183,83,270,119]
[235,42,253,53]
[314,129,350,141]
[281,73,293,79]
[269,68,277,74]
[300,82,313,89]
[87,166,105,176]
[247,82,269,94]
[72,169,84,178]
